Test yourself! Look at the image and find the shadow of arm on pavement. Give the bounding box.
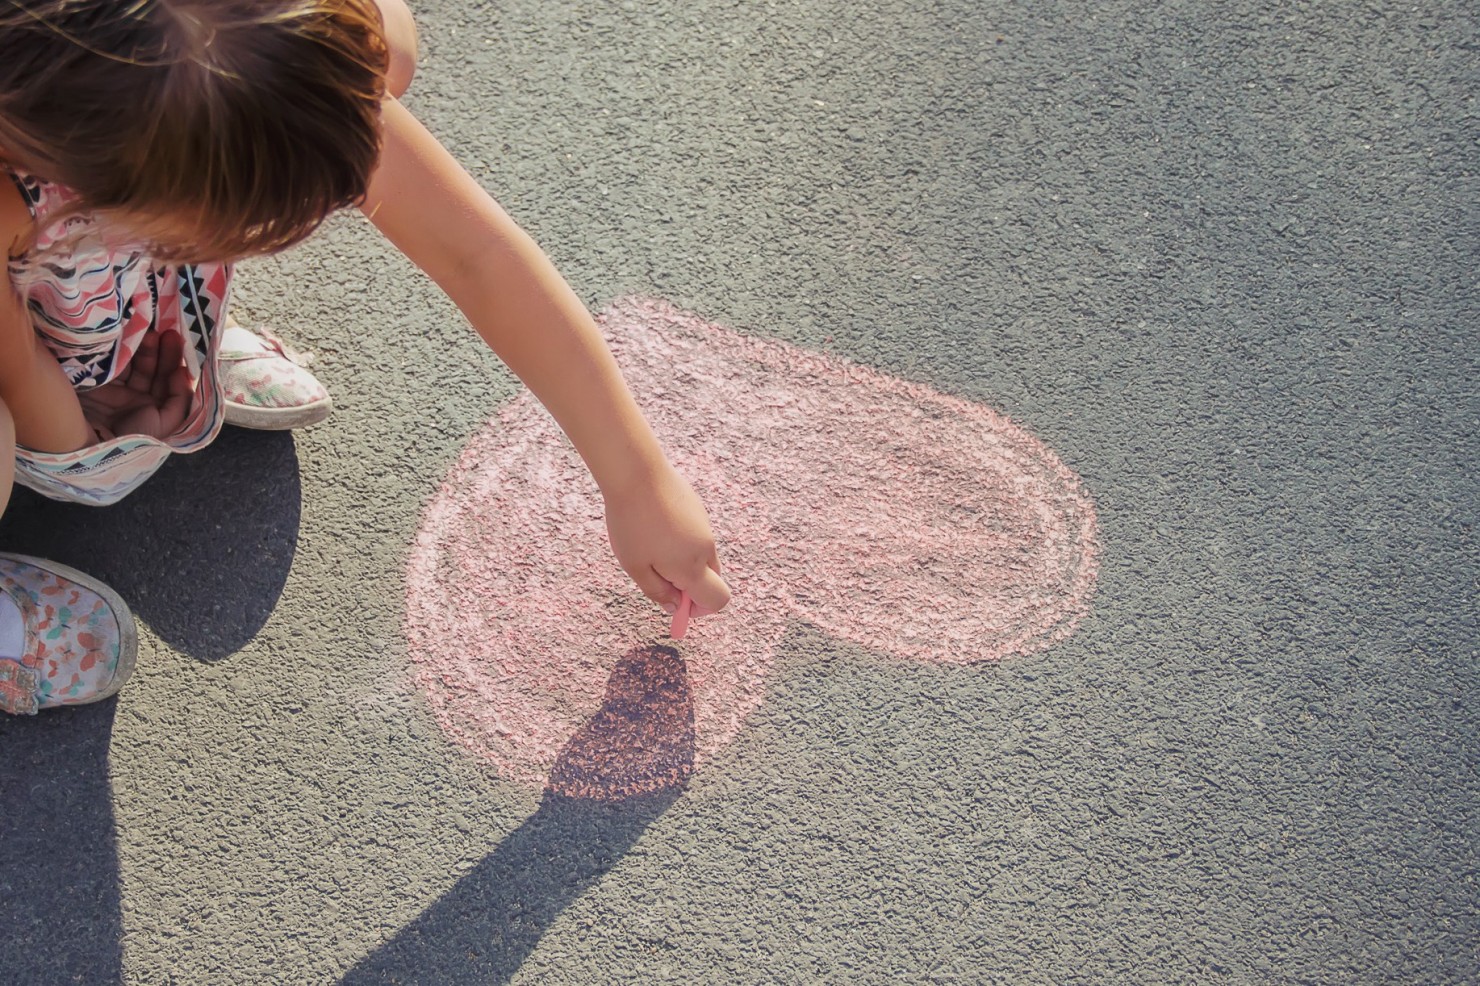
[0,428,302,661]
[0,702,124,985]
[340,788,680,986]
[343,644,697,984]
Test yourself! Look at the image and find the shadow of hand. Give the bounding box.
[342,646,695,985]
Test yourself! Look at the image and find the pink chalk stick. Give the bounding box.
[670,590,692,640]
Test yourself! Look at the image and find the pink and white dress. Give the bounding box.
[6,170,231,505]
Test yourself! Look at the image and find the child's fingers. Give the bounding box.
[165,361,192,396]
[653,563,730,620]
[155,365,193,435]
[155,396,190,437]
[631,566,680,615]
[151,332,186,403]
[685,565,731,617]
[124,332,159,394]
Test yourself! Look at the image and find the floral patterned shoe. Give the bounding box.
[218,317,333,430]
[0,554,138,715]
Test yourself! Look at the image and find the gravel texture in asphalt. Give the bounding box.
[2,0,1476,982]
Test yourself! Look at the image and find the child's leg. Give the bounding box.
[0,397,141,715]
[0,395,14,517]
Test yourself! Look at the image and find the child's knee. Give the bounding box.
[375,0,419,99]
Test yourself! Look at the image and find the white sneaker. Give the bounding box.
[218,320,333,430]
[0,554,138,715]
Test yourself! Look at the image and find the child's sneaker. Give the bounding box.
[218,319,333,430]
[0,554,138,715]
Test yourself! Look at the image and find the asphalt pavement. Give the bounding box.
[1,0,1476,982]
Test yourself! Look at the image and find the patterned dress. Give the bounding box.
[6,170,231,505]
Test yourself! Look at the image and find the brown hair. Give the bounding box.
[0,0,388,260]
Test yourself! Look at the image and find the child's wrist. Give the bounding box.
[597,451,671,502]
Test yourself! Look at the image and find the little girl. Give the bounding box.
[0,0,730,715]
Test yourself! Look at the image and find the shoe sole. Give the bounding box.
[222,394,334,431]
[0,553,138,705]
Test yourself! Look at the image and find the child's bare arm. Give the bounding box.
[363,99,668,497]
[0,320,91,453]
[0,186,89,452]
[361,99,730,615]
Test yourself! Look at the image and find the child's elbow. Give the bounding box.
[375,0,419,99]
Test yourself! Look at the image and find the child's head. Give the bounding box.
[0,0,389,260]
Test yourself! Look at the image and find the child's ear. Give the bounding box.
[372,0,419,99]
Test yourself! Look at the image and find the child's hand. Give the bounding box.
[603,464,731,620]
[78,330,193,441]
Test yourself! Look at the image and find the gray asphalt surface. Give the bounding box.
[2,0,1477,982]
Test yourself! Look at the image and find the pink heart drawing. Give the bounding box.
[405,297,1099,798]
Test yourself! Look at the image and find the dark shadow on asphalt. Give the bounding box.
[0,701,124,985]
[342,789,681,986]
[342,645,695,985]
[0,427,301,661]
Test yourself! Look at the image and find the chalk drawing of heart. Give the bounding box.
[405,297,1099,798]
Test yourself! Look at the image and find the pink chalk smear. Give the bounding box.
[405,296,1099,790]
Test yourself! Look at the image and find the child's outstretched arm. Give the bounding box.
[361,99,731,618]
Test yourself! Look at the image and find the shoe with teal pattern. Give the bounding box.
[0,554,138,715]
